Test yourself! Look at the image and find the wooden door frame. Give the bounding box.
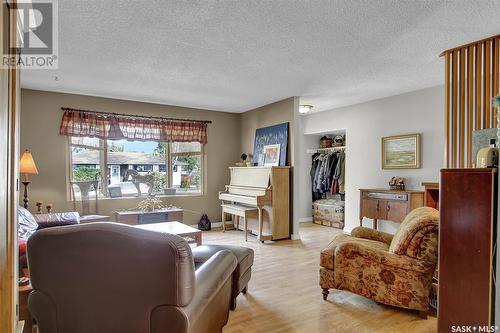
[0,0,20,332]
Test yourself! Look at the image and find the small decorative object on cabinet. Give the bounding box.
[35,201,43,214]
[359,188,424,229]
[439,168,497,332]
[312,198,344,228]
[476,138,499,168]
[388,176,405,190]
[381,133,420,169]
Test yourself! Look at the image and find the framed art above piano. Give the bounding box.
[253,123,289,166]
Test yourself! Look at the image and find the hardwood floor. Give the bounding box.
[203,223,437,333]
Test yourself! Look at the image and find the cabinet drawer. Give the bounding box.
[365,192,408,201]
[385,201,408,223]
[360,198,380,219]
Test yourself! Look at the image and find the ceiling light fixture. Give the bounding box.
[299,104,313,114]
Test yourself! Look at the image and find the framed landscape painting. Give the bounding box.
[381,134,420,169]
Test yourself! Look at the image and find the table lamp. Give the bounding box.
[20,150,38,209]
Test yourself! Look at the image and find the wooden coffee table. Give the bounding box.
[136,221,202,246]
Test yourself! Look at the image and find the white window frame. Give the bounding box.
[68,138,205,199]
[168,143,205,194]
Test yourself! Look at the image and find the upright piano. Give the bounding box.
[219,166,290,241]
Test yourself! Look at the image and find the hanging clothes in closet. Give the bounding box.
[310,150,345,201]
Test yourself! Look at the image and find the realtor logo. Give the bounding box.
[2,0,58,69]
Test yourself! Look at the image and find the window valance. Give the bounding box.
[59,109,208,143]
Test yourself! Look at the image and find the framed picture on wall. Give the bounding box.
[253,123,289,166]
[381,133,421,169]
[263,144,281,166]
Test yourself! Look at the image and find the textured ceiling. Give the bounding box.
[21,1,500,113]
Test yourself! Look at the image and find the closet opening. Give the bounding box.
[306,129,346,230]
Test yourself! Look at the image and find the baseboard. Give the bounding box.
[298,217,313,223]
[192,222,302,241]
[342,226,354,234]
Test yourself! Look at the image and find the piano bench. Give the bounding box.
[192,245,254,310]
[221,204,258,241]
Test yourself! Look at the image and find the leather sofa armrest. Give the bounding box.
[34,212,80,229]
[351,226,394,245]
[335,241,432,273]
[182,250,237,322]
[28,290,57,333]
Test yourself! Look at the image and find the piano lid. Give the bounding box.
[229,167,271,188]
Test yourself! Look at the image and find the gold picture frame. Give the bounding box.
[381,134,420,169]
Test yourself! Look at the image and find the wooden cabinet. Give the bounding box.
[422,182,439,209]
[359,189,424,229]
[438,168,497,332]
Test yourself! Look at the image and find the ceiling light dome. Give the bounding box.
[299,104,313,114]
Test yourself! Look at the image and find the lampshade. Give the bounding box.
[20,150,38,174]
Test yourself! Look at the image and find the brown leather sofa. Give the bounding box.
[192,245,254,310]
[27,222,237,333]
[18,207,80,277]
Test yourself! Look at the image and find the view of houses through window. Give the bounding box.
[70,137,203,198]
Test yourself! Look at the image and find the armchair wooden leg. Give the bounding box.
[417,310,428,319]
[322,288,329,300]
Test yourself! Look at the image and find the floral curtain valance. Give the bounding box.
[59,110,208,143]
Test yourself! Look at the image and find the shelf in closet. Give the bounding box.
[307,146,345,154]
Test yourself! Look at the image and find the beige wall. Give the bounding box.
[239,97,297,235]
[240,97,295,165]
[20,89,241,225]
[302,86,444,234]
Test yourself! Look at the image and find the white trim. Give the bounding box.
[342,227,354,235]
[191,222,302,241]
[298,217,313,223]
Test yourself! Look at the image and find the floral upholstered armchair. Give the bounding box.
[319,207,438,318]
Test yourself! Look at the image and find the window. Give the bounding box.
[69,137,103,199]
[69,138,204,198]
[170,142,203,193]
